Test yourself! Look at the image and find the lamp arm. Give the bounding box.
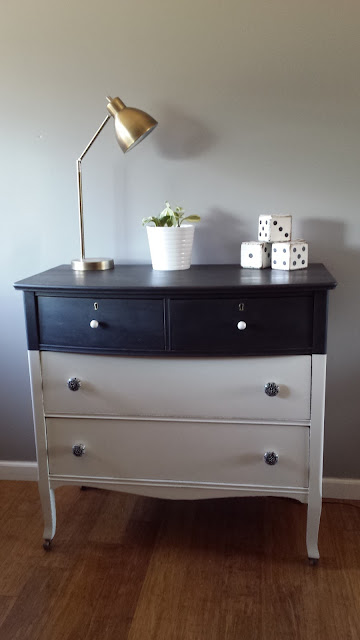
[76,114,111,260]
[78,114,111,161]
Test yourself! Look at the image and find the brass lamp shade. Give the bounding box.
[71,95,157,271]
[107,96,158,153]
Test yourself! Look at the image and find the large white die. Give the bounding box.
[258,215,292,242]
[241,241,272,269]
[271,240,308,270]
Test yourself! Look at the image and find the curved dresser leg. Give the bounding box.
[40,486,56,550]
[28,352,57,550]
[306,498,321,563]
[306,355,327,565]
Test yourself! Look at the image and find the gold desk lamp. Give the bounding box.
[71,96,158,271]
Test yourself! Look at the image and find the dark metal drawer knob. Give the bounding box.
[264,451,279,466]
[264,382,279,397]
[67,377,81,392]
[72,444,86,457]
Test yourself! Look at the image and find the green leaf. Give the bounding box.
[160,202,175,218]
[142,216,159,226]
[181,215,201,224]
[158,214,175,227]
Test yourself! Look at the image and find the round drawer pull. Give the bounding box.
[264,451,279,466]
[237,321,247,330]
[264,382,279,397]
[72,444,86,457]
[90,319,99,329]
[67,377,81,392]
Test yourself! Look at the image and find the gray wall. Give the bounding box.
[1,0,359,477]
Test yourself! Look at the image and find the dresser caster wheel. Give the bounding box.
[308,557,319,566]
[43,539,52,551]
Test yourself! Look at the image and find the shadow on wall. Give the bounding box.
[298,218,360,477]
[154,105,216,159]
[193,208,246,264]
[296,218,353,275]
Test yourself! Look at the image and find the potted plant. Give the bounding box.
[142,202,200,270]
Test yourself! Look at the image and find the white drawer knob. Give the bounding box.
[237,321,247,330]
[90,319,99,329]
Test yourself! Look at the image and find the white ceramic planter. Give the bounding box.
[146,225,195,270]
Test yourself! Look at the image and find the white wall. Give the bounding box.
[1,0,359,477]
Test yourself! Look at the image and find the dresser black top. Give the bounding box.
[15,263,337,295]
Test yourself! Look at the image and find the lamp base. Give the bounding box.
[71,258,114,271]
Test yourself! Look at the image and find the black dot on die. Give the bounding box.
[297,254,301,259]
[262,226,264,231]
[283,248,286,253]
[259,232,262,237]
[268,253,270,258]
[302,259,305,264]
[302,246,306,251]
[285,233,289,238]
[264,246,267,252]
[266,220,268,225]
[279,226,283,231]
[265,233,267,237]
[273,260,277,264]
[283,261,286,265]
[273,247,277,252]
[260,220,262,225]
[293,247,297,253]
[273,220,278,226]
[249,253,253,258]
[293,261,296,266]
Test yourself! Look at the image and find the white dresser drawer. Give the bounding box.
[46,418,309,488]
[41,352,311,422]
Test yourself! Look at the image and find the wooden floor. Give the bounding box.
[0,482,359,640]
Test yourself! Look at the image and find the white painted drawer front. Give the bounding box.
[41,353,311,421]
[46,418,309,488]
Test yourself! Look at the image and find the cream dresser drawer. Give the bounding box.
[46,418,309,488]
[41,352,311,422]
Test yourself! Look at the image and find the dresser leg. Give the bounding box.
[306,354,327,563]
[39,486,56,549]
[306,498,321,562]
[28,351,57,549]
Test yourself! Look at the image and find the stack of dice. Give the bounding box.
[240,215,308,270]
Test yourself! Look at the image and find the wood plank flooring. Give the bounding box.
[0,481,359,640]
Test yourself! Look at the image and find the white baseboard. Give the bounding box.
[0,463,359,500]
[322,477,360,501]
[0,461,38,481]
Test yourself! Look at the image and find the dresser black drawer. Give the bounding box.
[169,296,314,355]
[38,297,165,352]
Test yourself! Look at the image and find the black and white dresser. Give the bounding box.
[15,263,336,561]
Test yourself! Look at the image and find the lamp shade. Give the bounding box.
[107,96,158,153]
